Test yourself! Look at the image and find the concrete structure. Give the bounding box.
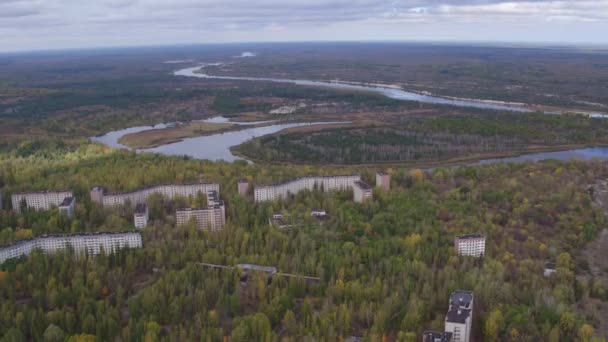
[376,172,390,191]
[544,262,557,277]
[423,331,453,342]
[238,179,250,196]
[134,203,149,229]
[11,190,73,213]
[0,231,143,264]
[353,181,373,203]
[175,190,225,231]
[58,197,76,217]
[269,213,291,228]
[254,175,361,202]
[91,183,219,207]
[454,234,486,257]
[444,291,474,342]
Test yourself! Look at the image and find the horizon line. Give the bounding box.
[2,39,608,55]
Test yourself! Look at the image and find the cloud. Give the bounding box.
[0,0,607,51]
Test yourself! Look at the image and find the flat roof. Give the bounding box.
[135,203,147,213]
[423,331,453,342]
[0,231,141,249]
[256,174,360,188]
[456,234,484,240]
[450,290,474,308]
[354,181,372,190]
[236,264,277,274]
[446,307,471,324]
[92,182,218,196]
[59,197,75,207]
[12,190,72,196]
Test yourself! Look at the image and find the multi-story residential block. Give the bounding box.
[58,197,76,217]
[353,181,373,203]
[11,190,74,213]
[238,178,250,196]
[175,190,225,231]
[254,175,361,202]
[134,203,149,229]
[0,231,143,264]
[454,234,486,257]
[91,183,219,207]
[444,291,474,342]
[423,331,453,342]
[376,172,390,191]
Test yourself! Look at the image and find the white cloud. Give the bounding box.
[0,0,607,51]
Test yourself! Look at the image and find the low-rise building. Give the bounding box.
[269,213,291,228]
[423,331,453,342]
[0,231,143,264]
[544,262,557,277]
[353,181,373,203]
[376,172,390,191]
[454,234,486,257]
[444,291,474,342]
[175,190,225,231]
[91,183,220,207]
[254,175,361,202]
[238,179,250,196]
[134,203,149,229]
[11,190,74,213]
[58,197,76,217]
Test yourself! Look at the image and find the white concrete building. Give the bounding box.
[376,172,390,191]
[134,203,149,229]
[454,234,486,257]
[0,231,143,264]
[91,183,219,207]
[353,181,373,203]
[254,175,360,202]
[175,190,225,231]
[11,190,74,213]
[444,291,474,342]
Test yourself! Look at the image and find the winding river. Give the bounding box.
[175,66,532,112]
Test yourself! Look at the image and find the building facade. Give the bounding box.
[0,231,143,264]
[444,291,474,342]
[254,175,361,202]
[134,203,149,229]
[353,181,373,203]
[11,191,74,213]
[175,190,225,231]
[238,179,250,196]
[376,172,390,191]
[91,183,219,207]
[454,234,486,257]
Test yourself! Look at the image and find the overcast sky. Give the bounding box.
[1,0,608,52]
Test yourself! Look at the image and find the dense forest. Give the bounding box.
[1,143,607,340]
[236,114,608,164]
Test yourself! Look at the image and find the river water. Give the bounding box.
[174,66,532,113]
[91,118,350,162]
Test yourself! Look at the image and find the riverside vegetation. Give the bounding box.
[0,143,607,340]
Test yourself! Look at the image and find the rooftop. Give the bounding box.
[0,231,141,249]
[423,331,453,342]
[445,307,471,324]
[59,196,75,207]
[256,174,360,189]
[91,182,218,196]
[12,190,72,196]
[135,203,147,214]
[456,234,485,240]
[236,264,278,274]
[354,181,372,190]
[449,290,474,309]
[377,172,388,176]
[239,178,248,183]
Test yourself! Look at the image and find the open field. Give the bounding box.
[118,121,236,149]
